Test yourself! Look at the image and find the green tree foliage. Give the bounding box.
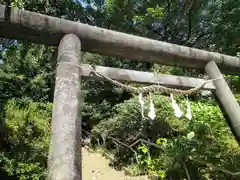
[0,99,52,179]
[0,43,56,102]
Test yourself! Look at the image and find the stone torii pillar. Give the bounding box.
[206,61,240,144]
[47,34,82,180]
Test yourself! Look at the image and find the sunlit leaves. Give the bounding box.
[1,99,51,179]
[158,170,166,179]
[10,0,25,9]
[187,131,195,140]
[138,145,149,154]
[156,138,167,147]
[146,6,164,18]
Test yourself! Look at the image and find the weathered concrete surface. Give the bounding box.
[47,34,82,180]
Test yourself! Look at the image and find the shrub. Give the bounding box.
[93,94,240,179]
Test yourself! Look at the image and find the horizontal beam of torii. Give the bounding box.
[79,64,215,90]
[0,5,240,74]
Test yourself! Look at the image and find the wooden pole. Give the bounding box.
[1,5,240,74]
[205,61,240,142]
[47,34,82,180]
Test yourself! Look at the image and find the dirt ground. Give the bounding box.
[82,147,149,180]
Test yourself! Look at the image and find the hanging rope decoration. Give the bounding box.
[138,93,145,118]
[170,93,184,118]
[87,64,223,120]
[185,95,192,120]
[57,62,223,120]
[88,65,209,95]
[148,92,156,120]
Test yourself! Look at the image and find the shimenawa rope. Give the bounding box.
[57,62,223,95]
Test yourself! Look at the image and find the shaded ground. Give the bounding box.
[82,147,149,180]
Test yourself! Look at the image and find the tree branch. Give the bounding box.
[187,9,192,41]
[183,161,191,180]
[189,157,240,176]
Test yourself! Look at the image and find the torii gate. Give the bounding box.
[1,5,240,180]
